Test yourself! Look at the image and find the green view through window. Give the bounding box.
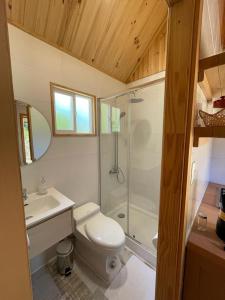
[100,103,121,134]
[51,84,96,136]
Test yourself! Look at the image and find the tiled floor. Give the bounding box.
[32,260,106,300]
[32,247,155,300]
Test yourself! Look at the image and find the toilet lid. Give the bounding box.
[85,215,125,249]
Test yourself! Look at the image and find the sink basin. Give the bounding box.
[25,195,59,217]
[24,187,74,228]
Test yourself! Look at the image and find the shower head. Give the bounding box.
[120,111,126,118]
[130,97,144,103]
[130,92,144,103]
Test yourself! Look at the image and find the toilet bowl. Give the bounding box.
[73,202,125,282]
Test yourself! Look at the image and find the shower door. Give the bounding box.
[100,81,165,257]
[128,83,164,256]
[100,94,130,234]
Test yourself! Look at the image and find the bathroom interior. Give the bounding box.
[1,0,225,300]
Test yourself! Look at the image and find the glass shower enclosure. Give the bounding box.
[99,81,165,266]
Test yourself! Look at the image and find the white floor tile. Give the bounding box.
[105,255,155,300]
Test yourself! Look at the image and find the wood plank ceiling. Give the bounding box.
[128,19,167,82]
[201,0,225,59]
[6,0,168,83]
[198,0,225,99]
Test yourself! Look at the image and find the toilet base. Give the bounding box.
[75,237,122,283]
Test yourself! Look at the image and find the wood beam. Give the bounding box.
[165,0,182,7]
[198,72,212,101]
[199,52,225,81]
[156,0,203,299]
[219,0,225,50]
[0,1,32,299]
[194,126,225,147]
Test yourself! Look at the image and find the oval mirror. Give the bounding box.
[15,100,51,165]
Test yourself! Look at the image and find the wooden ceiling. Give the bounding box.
[200,0,225,59]
[128,20,167,82]
[6,0,168,83]
[195,0,225,101]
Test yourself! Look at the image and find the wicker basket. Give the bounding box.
[199,109,225,127]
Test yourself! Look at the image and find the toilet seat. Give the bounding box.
[85,214,125,249]
[73,203,125,282]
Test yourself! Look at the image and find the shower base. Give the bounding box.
[107,202,158,268]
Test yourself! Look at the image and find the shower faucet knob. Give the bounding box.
[109,168,119,174]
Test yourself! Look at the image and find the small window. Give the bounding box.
[100,103,121,134]
[50,83,96,136]
[101,103,111,134]
[111,107,121,133]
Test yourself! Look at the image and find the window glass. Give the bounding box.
[54,92,74,131]
[101,103,111,134]
[111,106,120,132]
[76,95,92,133]
[51,84,96,136]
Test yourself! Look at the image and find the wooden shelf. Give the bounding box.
[194,126,225,147]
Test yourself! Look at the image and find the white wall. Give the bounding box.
[186,86,212,235]
[209,140,225,184]
[9,24,125,207]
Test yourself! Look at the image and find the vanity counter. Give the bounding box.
[183,182,225,300]
[188,183,225,264]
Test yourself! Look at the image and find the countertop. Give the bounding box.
[188,182,225,264]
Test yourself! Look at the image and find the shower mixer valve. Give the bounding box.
[109,167,120,174]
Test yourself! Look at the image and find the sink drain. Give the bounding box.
[117,213,125,219]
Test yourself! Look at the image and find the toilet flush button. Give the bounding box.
[110,259,117,269]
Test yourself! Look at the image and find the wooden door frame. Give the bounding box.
[156,0,203,299]
[0,1,32,299]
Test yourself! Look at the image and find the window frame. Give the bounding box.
[50,82,97,137]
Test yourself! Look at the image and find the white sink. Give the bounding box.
[24,187,74,228]
[25,195,59,216]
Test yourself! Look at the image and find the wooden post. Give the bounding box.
[156,0,203,299]
[165,0,182,7]
[0,1,32,299]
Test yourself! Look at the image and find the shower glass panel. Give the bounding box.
[100,81,165,260]
[100,94,130,234]
[128,84,164,257]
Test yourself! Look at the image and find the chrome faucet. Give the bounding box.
[22,188,28,202]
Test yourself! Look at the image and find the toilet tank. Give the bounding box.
[73,202,100,226]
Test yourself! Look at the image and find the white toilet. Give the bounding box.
[73,202,125,282]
